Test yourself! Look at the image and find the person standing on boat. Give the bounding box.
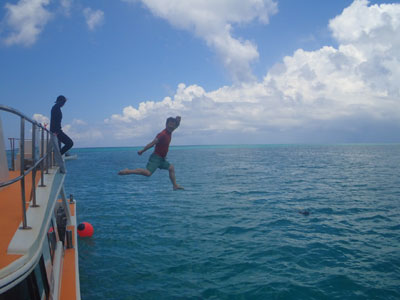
[118,116,184,190]
[50,95,73,155]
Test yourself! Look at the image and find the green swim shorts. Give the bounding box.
[146,153,170,174]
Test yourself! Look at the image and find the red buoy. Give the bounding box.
[77,222,94,237]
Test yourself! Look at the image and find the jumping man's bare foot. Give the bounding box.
[173,185,184,190]
[118,168,132,175]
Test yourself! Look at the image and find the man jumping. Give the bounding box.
[118,116,184,190]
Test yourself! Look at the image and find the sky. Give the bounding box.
[0,0,400,147]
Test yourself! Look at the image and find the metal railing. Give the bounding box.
[0,105,63,229]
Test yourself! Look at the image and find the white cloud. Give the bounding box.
[30,115,101,146]
[83,7,104,31]
[71,119,87,126]
[107,0,400,144]
[33,113,50,127]
[329,0,400,97]
[2,1,105,46]
[124,0,278,83]
[329,0,400,45]
[63,119,103,145]
[60,0,73,15]
[3,0,52,46]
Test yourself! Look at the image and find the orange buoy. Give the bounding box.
[77,222,94,237]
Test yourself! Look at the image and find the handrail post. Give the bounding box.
[46,131,49,174]
[61,187,72,225]
[52,135,56,167]
[51,133,55,168]
[12,138,15,170]
[9,138,15,171]
[31,124,39,208]
[40,127,46,187]
[19,118,31,229]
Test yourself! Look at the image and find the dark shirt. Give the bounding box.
[50,103,62,133]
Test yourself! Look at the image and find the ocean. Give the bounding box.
[64,144,400,299]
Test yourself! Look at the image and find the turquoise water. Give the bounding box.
[65,144,400,299]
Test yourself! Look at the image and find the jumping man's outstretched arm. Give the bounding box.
[138,138,158,155]
[118,137,158,176]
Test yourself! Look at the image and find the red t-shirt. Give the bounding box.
[154,129,171,158]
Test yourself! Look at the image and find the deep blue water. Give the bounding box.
[64,144,400,300]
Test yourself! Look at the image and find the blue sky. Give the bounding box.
[1,0,400,147]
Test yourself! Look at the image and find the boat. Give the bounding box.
[0,105,81,299]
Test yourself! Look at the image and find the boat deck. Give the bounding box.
[0,171,40,269]
[1,170,80,299]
